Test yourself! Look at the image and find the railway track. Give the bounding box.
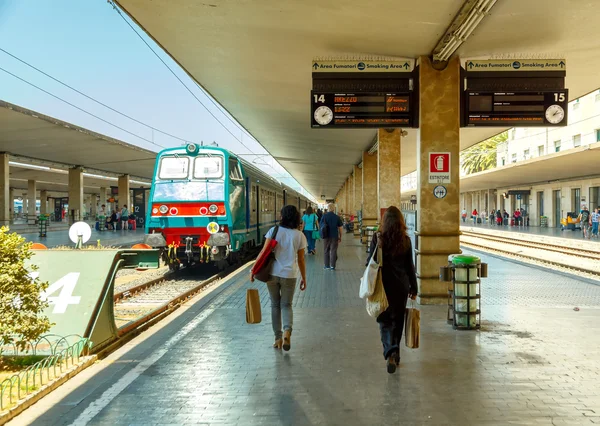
[461,230,600,260]
[461,231,600,279]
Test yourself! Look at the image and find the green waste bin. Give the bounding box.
[39,214,48,237]
[440,254,488,330]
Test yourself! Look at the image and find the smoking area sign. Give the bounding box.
[429,152,451,184]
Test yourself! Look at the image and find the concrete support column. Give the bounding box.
[347,175,353,215]
[0,154,9,226]
[362,151,378,227]
[90,194,97,217]
[27,180,36,225]
[354,165,362,214]
[100,187,107,206]
[377,129,402,216]
[416,56,461,305]
[40,190,48,215]
[8,188,14,221]
[118,175,130,212]
[68,167,84,223]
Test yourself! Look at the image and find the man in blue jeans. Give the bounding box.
[320,203,343,270]
[592,208,600,238]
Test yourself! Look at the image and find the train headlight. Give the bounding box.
[159,205,168,214]
[207,222,219,234]
[169,207,178,215]
[152,207,158,214]
[209,204,218,214]
[186,143,198,155]
[199,206,208,215]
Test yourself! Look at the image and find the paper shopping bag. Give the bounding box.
[405,302,420,349]
[246,288,262,324]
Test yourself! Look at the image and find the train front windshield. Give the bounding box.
[153,154,225,201]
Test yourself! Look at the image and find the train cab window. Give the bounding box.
[229,158,243,181]
[158,156,189,179]
[194,155,223,179]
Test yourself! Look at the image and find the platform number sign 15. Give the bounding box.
[34,272,82,314]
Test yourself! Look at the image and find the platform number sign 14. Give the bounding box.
[35,272,82,314]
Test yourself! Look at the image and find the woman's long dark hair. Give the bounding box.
[280,205,301,229]
[380,206,408,256]
[306,206,313,215]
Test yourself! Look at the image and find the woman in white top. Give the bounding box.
[253,205,307,351]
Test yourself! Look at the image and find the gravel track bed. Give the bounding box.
[114,266,170,293]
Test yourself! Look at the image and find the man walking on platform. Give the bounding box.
[320,203,343,270]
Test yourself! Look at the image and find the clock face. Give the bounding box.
[314,106,333,125]
[545,104,565,124]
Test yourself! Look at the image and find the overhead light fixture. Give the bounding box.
[9,161,51,171]
[432,0,498,62]
[83,173,117,181]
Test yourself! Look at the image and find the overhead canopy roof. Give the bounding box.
[0,100,157,182]
[116,0,600,199]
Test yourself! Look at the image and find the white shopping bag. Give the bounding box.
[359,243,381,299]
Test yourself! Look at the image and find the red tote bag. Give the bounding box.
[251,226,279,282]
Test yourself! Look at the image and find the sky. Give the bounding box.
[0,0,314,199]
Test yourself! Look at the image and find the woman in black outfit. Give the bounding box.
[366,206,418,374]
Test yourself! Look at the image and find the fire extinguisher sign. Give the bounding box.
[428,152,451,184]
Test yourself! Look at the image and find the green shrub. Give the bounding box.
[0,227,52,351]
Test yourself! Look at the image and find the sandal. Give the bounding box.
[282,330,292,351]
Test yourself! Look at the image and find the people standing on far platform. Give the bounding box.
[471,208,478,224]
[366,206,418,374]
[301,206,318,255]
[320,203,343,270]
[591,208,600,238]
[461,208,467,223]
[121,204,130,231]
[579,207,591,239]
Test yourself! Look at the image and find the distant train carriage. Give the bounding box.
[144,143,309,269]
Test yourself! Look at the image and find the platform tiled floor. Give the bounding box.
[13,238,600,426]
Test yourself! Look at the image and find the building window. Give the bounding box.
[511,153,517,163]
[573,134,582,147]
[596,129,600,142]
[596,92,600,103]
[573,99,580,110]
[524,149,530,159]
[501,157,505,166]
[511,129,516,140]
[554,140,561,152]
[538,145,545,156]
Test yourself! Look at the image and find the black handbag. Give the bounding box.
[253,226,280,283]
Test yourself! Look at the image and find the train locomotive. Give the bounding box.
[144,143,315,269]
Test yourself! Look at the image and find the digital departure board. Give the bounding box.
[464,90,569,127]
[310,92,414,128]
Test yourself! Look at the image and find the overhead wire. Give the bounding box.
[0,47,194,147]
[108,1,258,157]
[0,66,165,148]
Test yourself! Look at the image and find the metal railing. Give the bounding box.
[0,335,92,411]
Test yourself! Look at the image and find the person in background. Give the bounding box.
[252,205,307,351]
[320,203,343,270]
[316,208,323,222]
[121,204,130,230]
[301,206,318,255]
[461,208,467,223]
[503,209,509,225]
[471,208,478,224]
[366,206,418,374]
[496,209,502,226]
[578,206,591,239]
[514,209,521,227]
[591,208,600,238]
[108,209,118,231]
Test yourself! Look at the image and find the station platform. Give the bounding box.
[18,227,145,248]
[461,222,598,244]
[10,237,600,426]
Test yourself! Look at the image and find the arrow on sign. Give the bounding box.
[559,61,565,68]
[313,62,319,70]
[467,61,474,69]
[403,62,410,69]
